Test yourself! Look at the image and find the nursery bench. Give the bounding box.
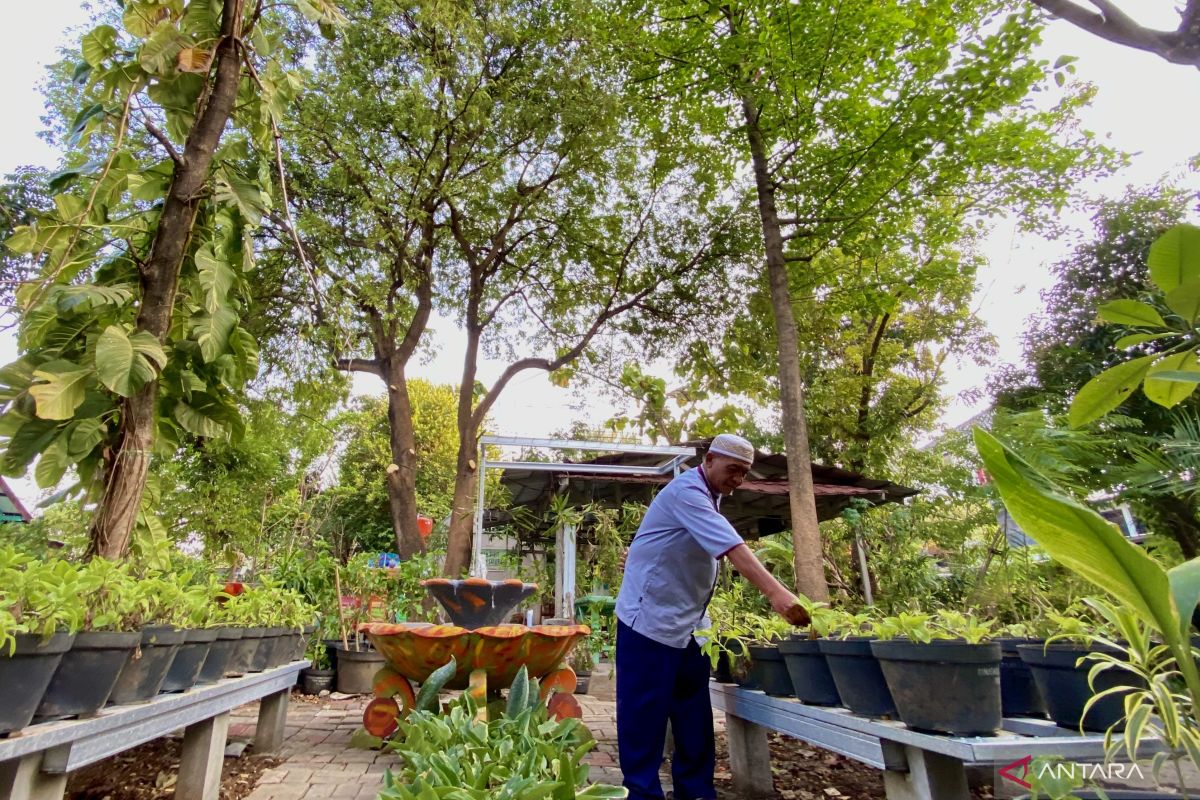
[710,681,1139,800]
[0,660,307,800]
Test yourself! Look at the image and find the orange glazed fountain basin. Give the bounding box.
[359,622,589,690]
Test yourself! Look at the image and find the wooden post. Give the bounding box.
[880,742,970,800]
[254,690,289,753]
[176,712,230,800]
[562,522,576,620]
[725,715,773,798]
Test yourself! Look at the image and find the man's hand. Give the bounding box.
[770,590,810,627]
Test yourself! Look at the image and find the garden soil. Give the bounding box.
[65,737,281,800]
[711,732,995,800]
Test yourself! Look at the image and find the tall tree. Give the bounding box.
[1030,1,1200,68]
[615,0,1107,598]
[282,0,732,573]
[0,0,344,559]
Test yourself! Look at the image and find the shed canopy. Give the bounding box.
[496,437,917,540]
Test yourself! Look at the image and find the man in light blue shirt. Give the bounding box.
[615,434,809,800]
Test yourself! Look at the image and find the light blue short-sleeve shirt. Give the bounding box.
[615,466,745,649]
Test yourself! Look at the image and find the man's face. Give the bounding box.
[704,453,751,495]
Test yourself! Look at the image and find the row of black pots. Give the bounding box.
[716,636,1137,737]
[1,625,311,736]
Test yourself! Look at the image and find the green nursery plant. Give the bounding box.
[379,666,626,800]
[0,546,81,653]
[977,428,1200,796]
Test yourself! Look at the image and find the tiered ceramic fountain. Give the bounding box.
[358,577,588,737]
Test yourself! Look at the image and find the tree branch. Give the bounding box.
[1030,0,1200,67]
[143,118,183,166]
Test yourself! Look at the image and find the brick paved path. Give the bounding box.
[237,663,723,799]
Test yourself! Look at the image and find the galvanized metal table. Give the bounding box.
[711,681,1122,800]
[0,660,307,800]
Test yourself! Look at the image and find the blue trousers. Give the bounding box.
[615,619,716,800]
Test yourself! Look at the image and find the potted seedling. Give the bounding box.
[35,558,142,719]
[818,610,898,718]
[1017,605,1141,733]
[743,614,794,697]
[161,576,222,693]
[697,583,756,685]
[995,619,1048,718]
[302,640,335,694]
[218,586,268,677]
[871,610,1003,736]
[108,573,187,704]
[0,547,78,735]
[196,585,245,684]
[334,554,389,694]
[777,596,841,705]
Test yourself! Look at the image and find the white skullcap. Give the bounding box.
[708,433,755,465]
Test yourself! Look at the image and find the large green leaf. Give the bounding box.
[139,20,186,75]
[174,399,231,439]
[67,417,106,458]
[95,325,167,396]
[1096,299,1166,329]
[506,666,530,717]
[29,360,93,420]
[415,657,457,712]
[974,429,1178,644]
[1168,560,1200,644]
[195,244,235,313]
[1148,224,1200,293]
[81,25,119,67]
[34,434,72,488]
[1067,354,1157,428]
[1165,280,1200,324]
[1144,351,1200,408]
[191,306,238,362]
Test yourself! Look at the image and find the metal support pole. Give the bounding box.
[562,523,576,620]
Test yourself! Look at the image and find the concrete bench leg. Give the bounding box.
[0,754,68,800]
[177,711,230,800]
[726,714,774,798]
[254,689,289,753]
[881,743,970,800]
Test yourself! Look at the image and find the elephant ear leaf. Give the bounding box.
[414,657,456,713]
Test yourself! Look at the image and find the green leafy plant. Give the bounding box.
[0,547,82,653]
[379,665,626,799]
[1069,223,1200,428]
[977,428,1200,795]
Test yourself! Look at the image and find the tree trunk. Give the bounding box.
[443,318,483,578]
[87,0,246,560]
[385,360,426,559]
[740,94,829,601]
[444,444,479,579]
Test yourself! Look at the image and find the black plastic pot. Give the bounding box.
[249,627,285,672]
[711,649,735,683]
[1017,643,1141,732]
[276,629,303,665]
[196,627,243,684]
[778,637,841,706]
[334,645,386,694]
[996,637,1046,718]
[109,626,186,705]
[871,639,1002,735]
[747,644,793,697]
[161,628,218,693]
[225,627,265,677]
[301,667,334,695]
[0,632,74,735]
[818,637,897,718]
[35,630,139,720]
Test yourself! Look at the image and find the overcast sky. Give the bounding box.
[0,1,1197,505]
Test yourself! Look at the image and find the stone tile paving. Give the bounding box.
[234,665,721,799]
